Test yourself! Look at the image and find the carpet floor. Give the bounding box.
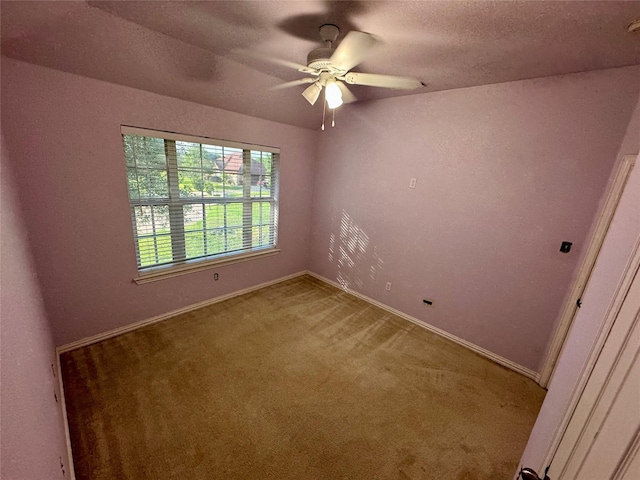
[60,275,545,480]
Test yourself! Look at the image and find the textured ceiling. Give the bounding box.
[2,1,639,130]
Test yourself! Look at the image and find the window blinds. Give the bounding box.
[121,126,280,271]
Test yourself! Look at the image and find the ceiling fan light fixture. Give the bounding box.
[325,79,343,109]
[302,82,322,105]
[260,25,419,114]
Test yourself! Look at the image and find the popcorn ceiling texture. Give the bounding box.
[2,1,639,129]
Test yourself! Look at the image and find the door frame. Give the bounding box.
[539,155,637,387]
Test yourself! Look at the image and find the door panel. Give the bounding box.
[551,270,640,479]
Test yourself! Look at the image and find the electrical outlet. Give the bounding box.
[385,282,392,291]
[214,273,219,281]
[409,178,417,189]
[560,241,572,253]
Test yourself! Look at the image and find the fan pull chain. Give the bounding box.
[332,108,335,127]
[321,90,327,131]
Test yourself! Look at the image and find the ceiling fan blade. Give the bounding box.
[234,49,318,75]
[337,81,357,104]
[302,83,322,105]
[270,78,317,91]
[329,31,383,72]
[342,72,423,90]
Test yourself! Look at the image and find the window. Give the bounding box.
[121,126,279,280]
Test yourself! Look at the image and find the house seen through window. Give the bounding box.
[121,126,279,273]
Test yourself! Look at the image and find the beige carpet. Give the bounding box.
[61,275,544,480]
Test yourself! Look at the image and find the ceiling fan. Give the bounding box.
[248,24,423,111]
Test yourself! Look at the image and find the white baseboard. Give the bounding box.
[305,271,540,383]
[56,271,307,354]
[57,268,540,385]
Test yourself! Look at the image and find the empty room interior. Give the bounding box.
[2,1,640,480]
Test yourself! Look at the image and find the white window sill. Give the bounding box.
[133,248,281,285]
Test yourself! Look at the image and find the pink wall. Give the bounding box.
[1,137,70,479]
[538,93,640,367]
[2,53,638,377]
[0,57,317,346]
[309,66,640,372]
[517,96,639,475]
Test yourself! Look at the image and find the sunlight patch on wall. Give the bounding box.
[327,210,384,291]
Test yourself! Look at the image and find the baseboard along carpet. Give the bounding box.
[60,275,545,480]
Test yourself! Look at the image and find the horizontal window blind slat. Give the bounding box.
[130,199,276,206]
[121,126,280,154]
[137,245,277,270]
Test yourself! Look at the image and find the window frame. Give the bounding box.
[121,126,280,284]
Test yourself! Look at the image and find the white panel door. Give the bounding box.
[549,268,640,479]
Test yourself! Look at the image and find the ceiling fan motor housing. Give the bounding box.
[307,47,336,70]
